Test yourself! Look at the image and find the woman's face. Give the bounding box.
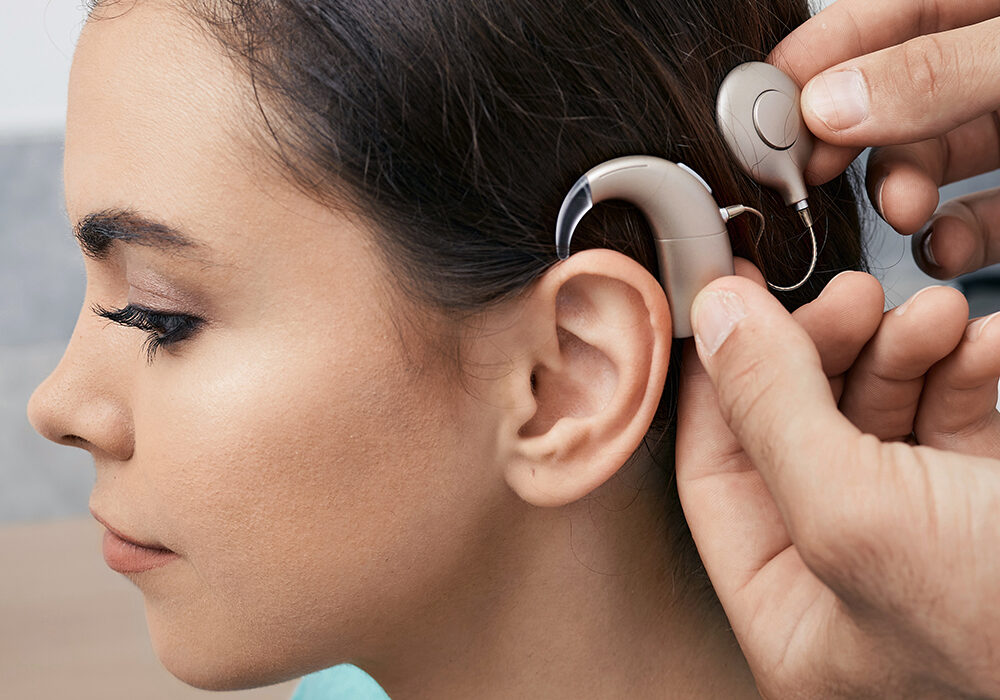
[28,1,516,688]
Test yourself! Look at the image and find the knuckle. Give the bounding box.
[715,354,780,439]
[899,35,952,106]
[913,0,942,39]
[917,408,1000,456]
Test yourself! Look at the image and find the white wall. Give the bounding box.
[0,1,87,137]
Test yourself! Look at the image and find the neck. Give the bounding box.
[360,459,759,699]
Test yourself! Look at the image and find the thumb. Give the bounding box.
[690,277,862,535]
[799,17,1000,145]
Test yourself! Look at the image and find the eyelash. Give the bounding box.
[92,303,203,362]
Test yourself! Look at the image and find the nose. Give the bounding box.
[27,304,134,461]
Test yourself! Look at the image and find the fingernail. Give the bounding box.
[966,317,987,342]
[966,311,1000,342]
[803,69,870,131]
[693,290,746,358]
[818,270,855,299]
[894,285,944,317]
[920,227,939,268]
[874,176,888,222]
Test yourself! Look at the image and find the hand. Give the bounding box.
[767,0,1000,278]
[676,273,1000,698]
[837,284,1000,457]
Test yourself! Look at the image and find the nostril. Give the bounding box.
[60,434,89,449]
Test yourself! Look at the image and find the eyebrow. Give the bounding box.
[74,209,204,260]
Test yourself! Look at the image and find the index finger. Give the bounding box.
[768,0,1000,87]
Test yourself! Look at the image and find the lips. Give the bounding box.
[101,529,180,573]
[91,509,180,574]
[90,508,170,550]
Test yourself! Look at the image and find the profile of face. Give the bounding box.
[27,1,680,691]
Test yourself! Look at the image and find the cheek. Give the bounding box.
[127,313,503,683]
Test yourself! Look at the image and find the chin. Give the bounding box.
[145,608,301,691]
[155,643,304,691]
[154,642,280,691]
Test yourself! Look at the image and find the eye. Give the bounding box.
[92,303,204,362]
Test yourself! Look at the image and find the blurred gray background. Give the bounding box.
[3,1,1000,525]
[3,1,93,523]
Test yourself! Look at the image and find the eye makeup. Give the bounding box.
[93,303,204,362]
[75,228,223,362]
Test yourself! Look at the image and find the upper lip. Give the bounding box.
[90,508,173,551]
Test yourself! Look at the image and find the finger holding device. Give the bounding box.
[676,274,1000,698]
[769,0,1000,278]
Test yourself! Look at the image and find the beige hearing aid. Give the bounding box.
[555,62,817,338]
[555,157,735,338]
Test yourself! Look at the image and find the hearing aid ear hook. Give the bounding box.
[555,157,736,338]
[716,61,818,292]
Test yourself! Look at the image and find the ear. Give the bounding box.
[494,249,672,507]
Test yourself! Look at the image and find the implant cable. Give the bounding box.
[721,204,817,292]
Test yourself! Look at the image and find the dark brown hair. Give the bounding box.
[94,0,865,594]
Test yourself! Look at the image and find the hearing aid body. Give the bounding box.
[555,62,817,333]
[555,157,734,338]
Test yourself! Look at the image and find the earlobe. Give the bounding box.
[499,249,672,507]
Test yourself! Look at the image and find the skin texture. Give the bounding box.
[27,3,760,697]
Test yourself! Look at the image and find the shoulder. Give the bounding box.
[290,664,390,700]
